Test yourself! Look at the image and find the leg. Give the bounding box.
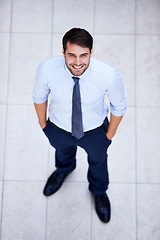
[80,127,111,195]
[55,145,77,174]
[43,120,77,196]
[43,120,77,173]
[87,151,109,195]
[79,126,112,222]
[78,128,111,223]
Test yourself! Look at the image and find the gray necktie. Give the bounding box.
[72,77,84,139]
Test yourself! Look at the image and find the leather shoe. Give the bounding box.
[93,192,111,223]
[43,170,69,196]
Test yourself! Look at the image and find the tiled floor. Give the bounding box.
[0,0,160,239]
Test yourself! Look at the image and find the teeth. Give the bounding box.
[73,66,82,69]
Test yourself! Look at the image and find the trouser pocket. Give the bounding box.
[42,120,50,137]
[102,117,112,146]
[103,117,109,133]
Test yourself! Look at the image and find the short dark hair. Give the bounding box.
[62,28,93,53]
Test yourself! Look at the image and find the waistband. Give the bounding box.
[47,118,107,136]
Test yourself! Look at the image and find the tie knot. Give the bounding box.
[72,77,79,84]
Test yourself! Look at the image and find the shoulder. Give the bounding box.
[38,55,65,71]
[90,58,120,78]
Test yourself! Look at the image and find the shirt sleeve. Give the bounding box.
[33,62,50,103]
[107,70,127,116]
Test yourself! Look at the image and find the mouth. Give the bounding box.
[72,65,84,70]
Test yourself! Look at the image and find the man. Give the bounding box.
[33,28,126,223]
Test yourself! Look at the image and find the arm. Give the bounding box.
[106,70,126,140]
[34,100,48,129]
[106,113,123,140]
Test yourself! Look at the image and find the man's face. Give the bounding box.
[63,41,93,76]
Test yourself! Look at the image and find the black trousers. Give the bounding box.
[43,119,111,195]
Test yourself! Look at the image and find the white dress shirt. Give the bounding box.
[33,55,127,132]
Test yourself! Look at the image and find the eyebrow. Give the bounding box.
[67,52,89,56]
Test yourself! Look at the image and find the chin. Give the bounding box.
[72,68,85,76]
[73,72,83,76]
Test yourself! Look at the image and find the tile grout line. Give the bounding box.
[0,0,14,239]
[90,1,96,239]
[44,144,50,240]
[1,179,160,185]
[135,1,138,240]
[50,0,54,58]
[44,1,55,240]
[45,197,49,240]
[1,31,160,36]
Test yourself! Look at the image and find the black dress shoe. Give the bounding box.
[93,192,111,223]
[43,170,70,196]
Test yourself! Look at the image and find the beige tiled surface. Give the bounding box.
[92,184,136,240]
[53,0,94,34]
[0,33,10,103]
[136,36,160,107]
[1,182,46,240]
[0,0,160,239]
[95,0,135,34]
[0,105,6,180]
[137,184,160,240]
[137,108,160,183]
[109,107,136,183]
[0,0,11,32]
[47,183,91,240]
[136,0,160,34]
[52,34,63,56]
[4,105,49,181]
[12,0,52,33]
[8,34,51,104]
[0,181,2,223]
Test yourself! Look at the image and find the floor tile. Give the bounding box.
[136,0,160,34]
[0,0,11,32]
[47,182,91,240]
[109,108,136,183]
[4,105,48,181]
[53,0,94,34]
[52,34,63,56]
[8,33,51,104]
[0,105,6,180]
[1,181,46,240]
[0,0,159,239]
[92,183,136,240]
[94,35,135,107]
[137,108,160,183]
[0,181,2,225]
[137,184,160,240]
[12,0,52,33]
[136,36,160,107]
[0,33,10,103]
[95,0,135,34]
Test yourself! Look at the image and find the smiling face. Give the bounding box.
[63,41,93,76]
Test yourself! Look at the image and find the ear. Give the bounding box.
[91,48,93,55]
[62,48,65,57]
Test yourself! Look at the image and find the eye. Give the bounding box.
[68,54,75,57]
[81,54,88,58]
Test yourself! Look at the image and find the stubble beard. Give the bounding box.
[66,62,90,76]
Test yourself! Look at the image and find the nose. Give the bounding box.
[75,57,81,65]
